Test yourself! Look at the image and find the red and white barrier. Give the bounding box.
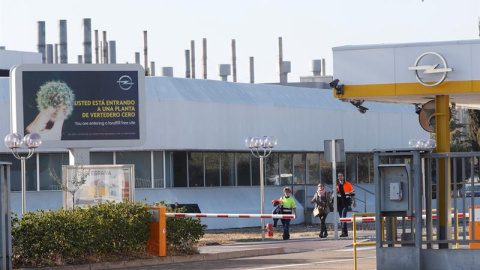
[166,213,295,219]
[339,212,469,223]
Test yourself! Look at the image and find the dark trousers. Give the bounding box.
[338,206,348,234]
[281,218,291,238]
[318,213,328,234]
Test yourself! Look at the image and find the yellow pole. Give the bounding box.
[159,206,167,256]
[435,95,451,249]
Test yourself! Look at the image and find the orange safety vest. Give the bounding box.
[337,181,355,198]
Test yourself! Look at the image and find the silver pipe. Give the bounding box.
[59,20,68,63]
[185,50,191,78]
[82,18,92,64]
[37,21,46,63]
[102,31,108,64]
[249,56,254,84]
[232,39,237,82]
[202,38,207,79]
[109,40,116,64]
[190,40,196,79]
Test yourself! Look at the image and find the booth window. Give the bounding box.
[220,152,235,186]
[39,153,68,191]
[236,153,251,186]
[153,151,164,188]
[205,152,220,187]
[188,152,204,187]
[116,151,151,188]
[307,153,321,185]
[1,153,37,191]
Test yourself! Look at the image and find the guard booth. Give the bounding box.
[374,149,480,270]
[0,162,12,270]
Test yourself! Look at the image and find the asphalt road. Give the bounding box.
[127,245,376,270]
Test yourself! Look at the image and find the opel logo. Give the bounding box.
[117,75,134,91]
[408,52,452,87]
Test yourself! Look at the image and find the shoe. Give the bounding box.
[323,232,328,238]
[283,234,290,240]
[319,233,324,238]
[340,233,348,237]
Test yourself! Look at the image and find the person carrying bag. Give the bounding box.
[310,183,333,238]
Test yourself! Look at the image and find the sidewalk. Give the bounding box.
[22,231,377,269]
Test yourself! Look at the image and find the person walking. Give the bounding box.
[310,183,333,238]
[279,187,297,240]
[336,172,356,237]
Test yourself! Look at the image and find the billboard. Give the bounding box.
[62,164,134,209]
[10,64,146,148]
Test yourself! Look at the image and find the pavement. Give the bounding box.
[20,231,377,270]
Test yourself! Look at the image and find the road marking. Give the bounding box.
[248,256,376,269]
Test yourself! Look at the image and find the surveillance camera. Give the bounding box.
[358,105,368,114]
[329,79,339,88]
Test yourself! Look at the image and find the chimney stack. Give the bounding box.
[249,57,255,83]
[59,20,68,63]
[311,60,322,76]
[102,31,108,63]
[109,41,116,63]
[37,21,46,63]
[94,30,99,63]
[150,61,156,76]
[135,52,140,64]
[82,18,92,64]
[231,39,237,82]
[322,58,326,76]
[144,31,149,73]
[185,50,191,78]
[54,44,59,63]
[46,44,53,64]
[202,38,207,79]
[278,37,283,83]
[190,40,196,78]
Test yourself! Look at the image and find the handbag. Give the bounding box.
[313,207,321,217]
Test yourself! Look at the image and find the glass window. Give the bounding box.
[90,152,113,165]
[266,153,279,185]
[307,153,321,185]
[1,154,37,192]
[153,151,164,188]
[321,154,333,185]
[293,154,306,184]
[251,157,260,186]
[39,153,69,191]
[205,152,220,187]
[116,151,151,188]
[279,153,293,185]
[236,153,251,186]
[220,153,235,186]
[357,153,374,183]
[172,152,187,187]
[346,154,358,184]
[189,152,204,187]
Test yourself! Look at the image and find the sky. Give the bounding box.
[0,0,479,83]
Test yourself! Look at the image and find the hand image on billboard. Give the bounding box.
[26,105,67,140]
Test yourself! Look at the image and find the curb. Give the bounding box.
[18,247,287,270]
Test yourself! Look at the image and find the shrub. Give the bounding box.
[153,201,207,254]
[12,201,151,267]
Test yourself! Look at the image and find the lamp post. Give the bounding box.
[245,136,277,241]
[4,133,42,214]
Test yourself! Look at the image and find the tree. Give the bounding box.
[467,109,480,151]
[49,159,88,209]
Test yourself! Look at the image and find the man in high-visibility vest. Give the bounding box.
[279,187,297,240]
[336,172,357,237]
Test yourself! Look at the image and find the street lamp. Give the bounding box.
[4,133,42,214]
[245,136,277,241]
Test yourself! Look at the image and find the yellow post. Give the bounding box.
[159,206,167,257]
[435,95,451,249]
